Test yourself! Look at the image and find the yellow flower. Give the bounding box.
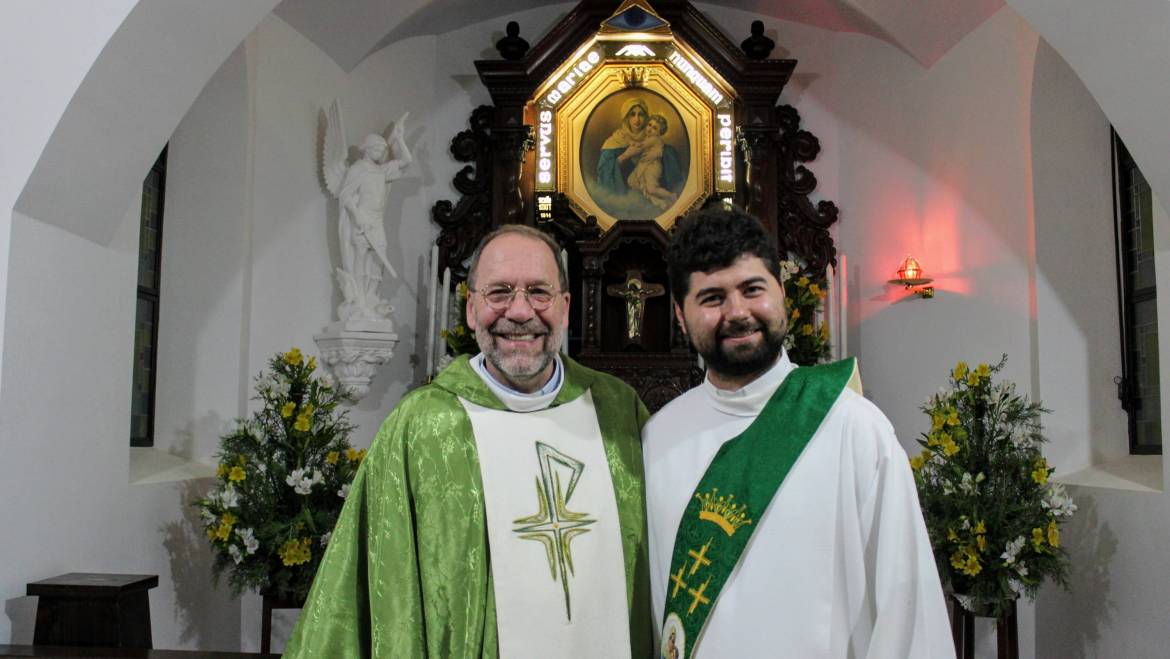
[940,436,960,457]
[346,447,360,462]
[279,537,313,566]
[976,535,987,552]
[974,520,986,534]
[281,402,296,418]
[206,527,218,541]
[808,283,822,297]
[326,451,340,465]
[237,455,246,466]
[1032,527,1046,551]
[216,463,227,478]
[975,363,991,378]
[1031,459,1049,485]
[294,413,311,432]
[284,347,303,366]
[819,323,830,339]
[950,546,981,576]
[910,453,926,471]
[797,276,810,288]
[950,549,966,570]
[931,414,945,432]
[801,323,815,336]
[791,308,801,320]
[301,403,314,416]
[215,514,235,542]
[307,356,317,371]
[1047,519,1060,548]
[947,528,958,542]
[945,408,960,426]
[963,553,982,576]
[357,448,367,462]
[228,466,246,482]
[222,512,236,526]
[784,297,794,309]
[953,361,969,380]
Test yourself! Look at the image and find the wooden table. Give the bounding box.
[27,574,158,649]
[950,595,1019,659]
[0,646,277,658]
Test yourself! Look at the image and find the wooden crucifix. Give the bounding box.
[606,269,665,346]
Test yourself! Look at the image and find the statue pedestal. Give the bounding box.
[313,321,399,400]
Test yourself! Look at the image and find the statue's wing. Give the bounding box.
[322,99,348,196]
[387,112,412,165]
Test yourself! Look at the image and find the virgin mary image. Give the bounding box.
[587,94,686,220]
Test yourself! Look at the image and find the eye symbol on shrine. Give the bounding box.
[512,441,596,621]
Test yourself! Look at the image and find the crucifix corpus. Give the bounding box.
[607,270,665,345]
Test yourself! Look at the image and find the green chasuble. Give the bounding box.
[283,355,653,658]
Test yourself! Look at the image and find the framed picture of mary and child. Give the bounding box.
[579,89,691,223]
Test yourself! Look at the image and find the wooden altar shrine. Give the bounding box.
[430,0,839,408]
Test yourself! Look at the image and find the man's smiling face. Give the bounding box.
[675,254,787,390]
[466,233,569,393]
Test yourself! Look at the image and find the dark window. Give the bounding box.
[131,147,167,447]
[1112,131,1161,454]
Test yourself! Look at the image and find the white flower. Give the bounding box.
[257,463,267,474]
[958,472,980,496]
[1001,536,1026,565]
[338,483,351,500]
[273,377,291,398]
[1042,483,1077,519]
[1008,578,1026,596]
[236,527,259,555]
[200,508,216,526]
[286,468,322,495]
[320,531,332,547]
[228,544,243,565]
[319,373,335,389]
[219,485,240,508]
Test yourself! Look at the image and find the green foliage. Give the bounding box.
[781,260,831,366]
[442,280,480,357]
[912,355,1075,617]
[194,348,361,602]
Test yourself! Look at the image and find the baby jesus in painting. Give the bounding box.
[626,114,679,211]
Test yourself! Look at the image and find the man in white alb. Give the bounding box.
[643,205,954,659]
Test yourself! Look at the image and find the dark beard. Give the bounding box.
[699,318,785,379]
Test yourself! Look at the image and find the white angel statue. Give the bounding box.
[322,100,412,323]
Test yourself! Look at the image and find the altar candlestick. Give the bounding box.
[438,267,452,355]
[825,262,835,360]
[426,245,439,377]
[838,253,848,358]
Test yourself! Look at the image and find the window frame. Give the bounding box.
[130,147,168,447]
[1111,130,1162,455]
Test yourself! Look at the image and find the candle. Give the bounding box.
[560,249,569,354]
[439,267,452,352]
[426,245,439,377]
[825,262,835,360]
[838,253,848,358]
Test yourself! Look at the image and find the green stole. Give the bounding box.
[660,358,855,659]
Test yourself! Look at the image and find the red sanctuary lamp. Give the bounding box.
[889,255,935,298]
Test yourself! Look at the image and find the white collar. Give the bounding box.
[470,353,564,412]
[702,350,794,418]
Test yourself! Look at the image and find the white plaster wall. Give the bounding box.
[824,11,1042,658]
[0,0,138,411]
[1030,39,1125,474]
[3,1,1167,655]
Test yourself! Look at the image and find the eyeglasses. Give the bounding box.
[477,284,561,311]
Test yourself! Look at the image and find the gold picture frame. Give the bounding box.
[557,63,713,232]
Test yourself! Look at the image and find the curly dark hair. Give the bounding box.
[667,203,782,305]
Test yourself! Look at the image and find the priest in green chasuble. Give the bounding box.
[644,206,954,659]
[285,225,652,658]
